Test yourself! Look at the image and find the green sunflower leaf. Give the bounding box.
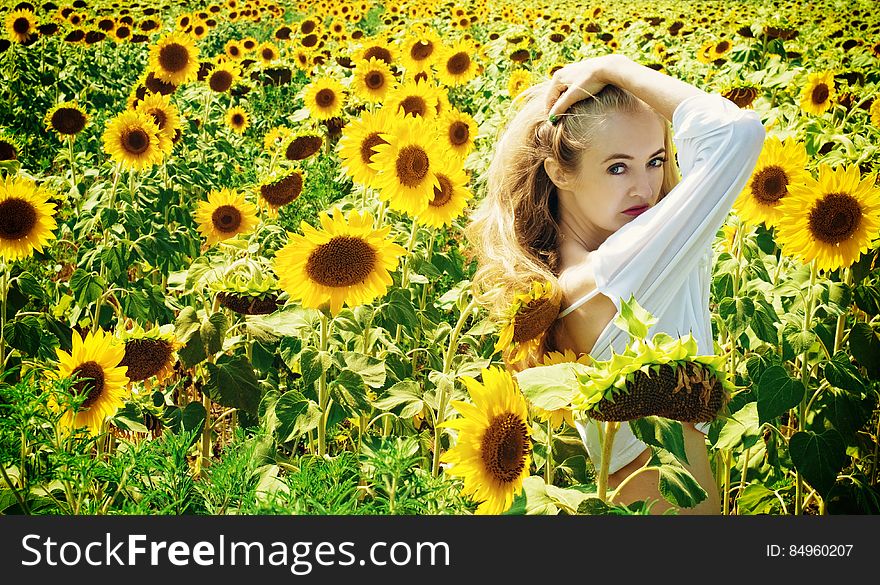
[514,362,583,411]
[789,429,848,497]
[613,295,656,340]
[823,351,866,394]
[203,354,262,416]
[713,401,760,450]
[646,448,707,509]
[333,352,386,389]
[736,483,783,515]
[629,417,688,465]
[756,365,805,425]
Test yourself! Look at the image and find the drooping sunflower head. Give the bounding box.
[208,257,282,315]
[102,109,168,171]
[775,164,880,273]
[257,169,305,217]
[134,92,181,150]
[117,323,182,385]
[368,113,448,217]
[49,328,130,437]
[436,107,477,161]
[0,132,20,161]
[283,129,323,161]
[734,137,808,229]
[272,205,408,316]
[352,57,397,104]
[225,105,251,134]
[800,71,836,116]
[722,84,760,109]
[194,188,260,246]
[6,9,38,44]
[338,107,394,188]
[148,31,200,86]
[0,175,58,262]
[494,279,563,368]
[415,153,474,229]
[44,102,89,137]
[303,76,347,121]
[436,38,479,88]
[207,60,240,93]
[440,366,532,515]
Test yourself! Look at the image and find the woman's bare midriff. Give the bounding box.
[553,252,721,515]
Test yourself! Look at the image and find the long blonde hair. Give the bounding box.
[462,79,681,372]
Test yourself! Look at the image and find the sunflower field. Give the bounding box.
[1,0,880,518]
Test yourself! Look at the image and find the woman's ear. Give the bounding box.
[544,157,568,190]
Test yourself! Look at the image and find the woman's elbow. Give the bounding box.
[737,113,767,155]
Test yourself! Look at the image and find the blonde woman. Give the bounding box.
[464,54,765,514]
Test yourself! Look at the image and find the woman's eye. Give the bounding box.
[608,164,625,175]
[650,157,667,167]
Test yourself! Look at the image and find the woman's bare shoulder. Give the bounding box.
[558,253,598,304]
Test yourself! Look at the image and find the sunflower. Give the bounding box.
[225,39,244,60]
[696,40,715,64]
[435,38,479,87]
[49,328,130,437]
[225,106,250,134]
[241,36,258,53]
[194,188,259,246]
[507,69,533,99]
[263,124,292,153]
[207,60,240,93]
[338,107,394,188]
[257,169,305,217]
[292,48,313,72]
[733,137,808,229]
[148,31,200,86]
[352,57,397,104]
[353,35,396,66]
[111,24,131,43]
[102,110,168,171]
[399,29,442,74]
[870,99,880,129]
[44,102,89,137]
[385,78,443,121]
[303,76,346,121]
[722,85,760,109]
[774,164,880,273]
[530,349,593,429]
[134,92,181,151]
[369,114,451,216]
[800,71,836,116]
[283,129,323,161]
[5,9,38,44]
[0,133,20,161]
[436,108,477,162]
[494,280,563,367]
[0,175,58,262]
[711,38,733,59]
[117,323,182,387]
[257,41,280,64]
[439,366,532,515]
[415,155,473,228]
[272,206,408,316]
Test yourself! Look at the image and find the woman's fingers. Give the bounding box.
[546,59,611,121]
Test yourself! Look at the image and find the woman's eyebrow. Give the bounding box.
[602,147,666,163]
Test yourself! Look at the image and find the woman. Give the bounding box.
[463,54,765,514]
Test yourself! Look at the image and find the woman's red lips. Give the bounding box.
[623,205,648,215]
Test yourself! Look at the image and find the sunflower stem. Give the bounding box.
[735,446,750,514]
[833,267,852,354]
[0,260,8,369]
[722,448,733,515]
[317,310,331,457]
[394,221,420,346]
[200,91,213,165]
[544,419,554,486]
[596,421,620,503]
[794,260,818,515]
[67,134,78,193]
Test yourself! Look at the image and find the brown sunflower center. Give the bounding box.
[51,107,87,135]
[70,361,106,408]
[300,20,316,34]
[430,173,453,206]
[400,96,427,117]
[231,113,245,127]
[158,42,190,73]
[209,70,233,92]
[119,338,173,382]
[811,83,829,105]
[301,34,318,48]
[285,135,323,160]
[510,49,530,63]
[360,132,388,165]
[0,198,37,241]
[212,205,242,233]
[395,145,430,187]
[315,88,336,108]
[511,295,561,343]
[446,52,470,75]
[145,72,176,95]
[115,26,130,38]
[260,172,303,206]
[13,17,31,35]
[410,40,434,61]
[262,48,275,60]
[123,128,150,155]
[448,121,469,146]
[305,235,378,287]
[480,412,530,484]
[716,40,730,52]
[0,141,17,161]
[808,192,862,244]
[363,46,392,64]
[365,70,385,90]
[147,108,167,130]
[750,165,788,203]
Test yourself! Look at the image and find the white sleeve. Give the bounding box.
[590,92,766,319]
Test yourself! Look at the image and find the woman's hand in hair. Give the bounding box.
[546,54,629,123]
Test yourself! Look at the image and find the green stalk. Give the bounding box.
[432,297,479,476]
[544,420,554,485]
[596,421,620,503]
[722,449,733,515]
[833,267,852,354]
[0,260,8,370]
[67,134,77,192]
[317,310,331,457]
[394,221,420,346]
[795,261,818,515]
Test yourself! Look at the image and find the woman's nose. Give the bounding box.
[630,171,654,198]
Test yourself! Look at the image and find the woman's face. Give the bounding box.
[549,108,667,246]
